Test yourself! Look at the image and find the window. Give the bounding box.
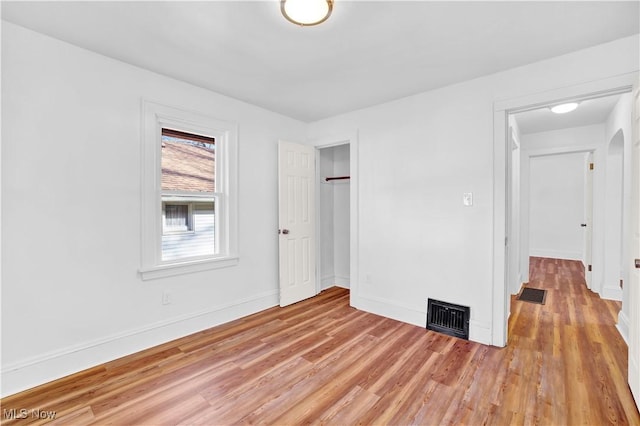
[140,101,238,280]
[163,203,191,233]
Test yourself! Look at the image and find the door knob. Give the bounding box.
[636,259,640,269]
[282,229,290,235]
[580,223,587,227]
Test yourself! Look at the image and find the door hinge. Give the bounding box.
[589,162,594,170]
[588,264,592,272]
[620,279,624,289]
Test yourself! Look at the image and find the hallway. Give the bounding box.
[507,256,638,424]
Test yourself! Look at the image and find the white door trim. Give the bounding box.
[628,80,640,407]
[492,72,637,347]
[585,151,594,290]
[311,132,360,307]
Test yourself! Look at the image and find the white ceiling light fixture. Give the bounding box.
[281,0,333,27]
[550,102,579,114]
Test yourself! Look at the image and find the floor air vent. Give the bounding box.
[426,299,470,340]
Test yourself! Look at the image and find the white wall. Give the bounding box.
[307,35,639,345]
[521,124,605,152]
[319,144,350,290]
[605,93,633,340]
[1,22,306,396]
[528,153,586,260]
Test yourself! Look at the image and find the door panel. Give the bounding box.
[278,140,317,307]
[629,84,640,406]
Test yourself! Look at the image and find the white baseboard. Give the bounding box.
[1,290,278,398]
[356,294,424,328]
[353,294,492,346]
[321,274,350,290]
[617,310,630,344]
[529,248,582,261]
[469,320,492,345]
[334,275,350,289]
[601,285,623,301]
[321,275,335,290]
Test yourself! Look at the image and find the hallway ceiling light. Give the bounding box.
[550,102,579,114]
[281,0,333,26]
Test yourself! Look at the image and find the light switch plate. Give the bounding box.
[463,192,473,206]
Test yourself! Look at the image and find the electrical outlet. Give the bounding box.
[463,192,473,206]
[162,291,171,305]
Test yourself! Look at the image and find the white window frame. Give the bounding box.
[140,100,238,280]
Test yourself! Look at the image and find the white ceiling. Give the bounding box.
[2,1,639,122]
[513,94,624,135]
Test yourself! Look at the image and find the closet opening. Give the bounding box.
[317,143,351,291]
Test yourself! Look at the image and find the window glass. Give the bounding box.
[161,128,215,261]
[164,204,189,231]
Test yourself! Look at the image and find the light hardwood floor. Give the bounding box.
[2,257,639,425]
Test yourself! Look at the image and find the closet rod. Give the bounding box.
[325,176,350,182]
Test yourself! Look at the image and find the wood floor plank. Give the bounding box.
[316,385,379,425]
[239,333,381,425]
[2,258,639,425]
[196,357,315,424]
[382,350,441,425]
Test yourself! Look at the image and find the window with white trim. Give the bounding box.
[140,101,238,280]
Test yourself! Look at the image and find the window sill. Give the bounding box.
[139,256,239,281]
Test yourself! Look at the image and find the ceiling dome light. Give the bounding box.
[550,102,579,114]
[281,0,333,27]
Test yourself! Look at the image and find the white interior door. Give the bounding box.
[629,84,640,406]
[278,140,317,307]
[584,152,594,289]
